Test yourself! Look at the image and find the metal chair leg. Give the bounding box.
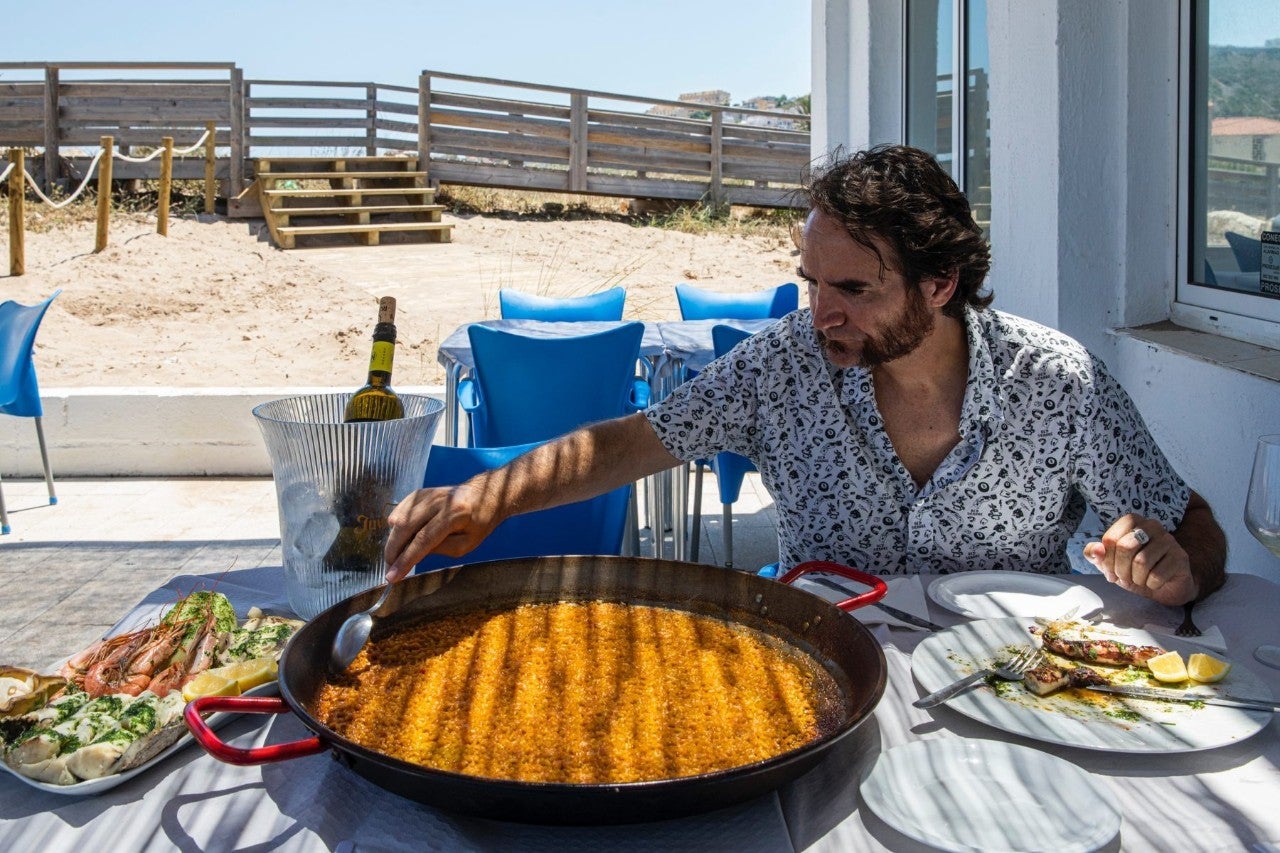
[34,416,56,505]
[722,502,733,569]
[690,462,703,561]
[0,470,9,535]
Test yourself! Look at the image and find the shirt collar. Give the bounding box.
[960,305,1005,437]
[826,306,1005,434]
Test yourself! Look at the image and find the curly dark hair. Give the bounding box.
[802,144,993,317]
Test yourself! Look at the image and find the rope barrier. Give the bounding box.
[113,128,211,162]
[0,162,13,184]
[22,150,105,209]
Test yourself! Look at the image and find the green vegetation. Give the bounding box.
[438,184,799,240]
[1209,45,1280,118]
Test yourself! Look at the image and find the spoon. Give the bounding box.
[330,581,394,671]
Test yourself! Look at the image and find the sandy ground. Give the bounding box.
[4,211,801,388]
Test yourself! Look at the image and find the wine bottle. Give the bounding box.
[344,296,405,422]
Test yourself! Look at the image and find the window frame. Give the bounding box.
[1173,0,1280,349]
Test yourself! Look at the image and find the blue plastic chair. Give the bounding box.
[458,322,650,448]
[674,281,799,321]
[1225,231,1261,273]
[414,442,633,573]
[0,291,61,535]
[687,324,758,568]
[498,287,626,321]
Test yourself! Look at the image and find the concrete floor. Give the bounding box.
[0,470,779,672]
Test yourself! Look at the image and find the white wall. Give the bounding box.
[0,387,446,477]
[811,0,1280,581]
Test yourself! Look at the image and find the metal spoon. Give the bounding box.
[330,582,393,671]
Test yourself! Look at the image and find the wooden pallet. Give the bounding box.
[252,156,453,249]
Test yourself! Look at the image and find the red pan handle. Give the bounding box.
[184,694,326,765]
[777,561,888,613]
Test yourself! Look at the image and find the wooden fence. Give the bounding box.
[0,63,812,209]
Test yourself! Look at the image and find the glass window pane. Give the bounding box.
[1191,0,1280,298]
[964,0,991,233]
[907,0,954,175]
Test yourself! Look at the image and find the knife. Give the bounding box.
[807,577,946,631]
[1083,683,1280,712]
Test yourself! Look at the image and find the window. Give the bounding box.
[904,0,991,232]
[1178,0,1280,347]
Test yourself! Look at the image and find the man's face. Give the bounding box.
[798,211,936,369]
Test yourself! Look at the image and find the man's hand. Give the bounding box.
[381,415,683,583]
[1082,515,1197,606]
[383,480,501,582]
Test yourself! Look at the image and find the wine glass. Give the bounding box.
[1244,434,1280,668]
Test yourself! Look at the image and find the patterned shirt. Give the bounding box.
[644,307,1190,575]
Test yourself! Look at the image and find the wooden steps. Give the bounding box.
[252,156,452,249]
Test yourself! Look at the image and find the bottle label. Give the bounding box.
[368,341,395,374]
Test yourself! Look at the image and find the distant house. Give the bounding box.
[1211,116,1280,162]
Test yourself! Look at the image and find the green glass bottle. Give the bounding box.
[344,296,405,423]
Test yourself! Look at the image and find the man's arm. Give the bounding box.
[383,414,681,580]
[1082,489,1226,605]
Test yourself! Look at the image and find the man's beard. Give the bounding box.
[817,285,936,368]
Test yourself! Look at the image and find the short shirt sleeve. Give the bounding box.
[644,339,766,463]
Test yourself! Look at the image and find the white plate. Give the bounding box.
[0,681,278,796]
[928,571,1103,620]
[911,617,1274,753]
[860,738,1120,853]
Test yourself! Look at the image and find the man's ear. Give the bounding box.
[922,270,959,308]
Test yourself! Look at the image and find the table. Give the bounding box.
[4,567,1277,851]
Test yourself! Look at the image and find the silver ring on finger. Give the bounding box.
[1131,528,1151,547]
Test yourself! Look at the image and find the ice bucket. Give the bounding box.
[253,393,444,619]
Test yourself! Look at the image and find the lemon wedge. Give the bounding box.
[1146,650,1188,683]
[1187,652,1231,683]
[216,657,279,692]
[182,671,241,702]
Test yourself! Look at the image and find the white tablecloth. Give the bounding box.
[3,567,1278,851]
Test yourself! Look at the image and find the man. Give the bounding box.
[385,145,1225,607]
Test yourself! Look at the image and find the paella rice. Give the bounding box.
[314,600,839,784]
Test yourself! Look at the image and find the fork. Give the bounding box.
[913,645,1045,709]
[1176,601,1202,637]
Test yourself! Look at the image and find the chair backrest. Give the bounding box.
[0,291,60,417]
[464,321,646,446]
[413,442,632,573]
[498,287,626,321]
[675,282,799,320]
[712,323,755,360]
[1224,231,1262,273]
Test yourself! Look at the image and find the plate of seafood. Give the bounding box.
[860,738,1121,853]
[927,571,1103,620]
[911,615,1275,752]
[0,591,303,795]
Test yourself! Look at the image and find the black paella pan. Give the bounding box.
[185,555,888,825]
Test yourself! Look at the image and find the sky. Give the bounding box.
[3,1,812,105]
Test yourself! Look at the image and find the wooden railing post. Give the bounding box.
[569,92,587,193]
[95,136,113,253]
[229,67,245,196]
[43,65,59,195]
[710,110,724,210]
[366,84,378,156]
[8,149,24,276]
[157,136,174,236]
[203,120,216,214]
[417,73,431,180]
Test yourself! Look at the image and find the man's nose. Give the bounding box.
[809,283,842,329]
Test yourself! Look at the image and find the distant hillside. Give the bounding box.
[1209,45,1280,118]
